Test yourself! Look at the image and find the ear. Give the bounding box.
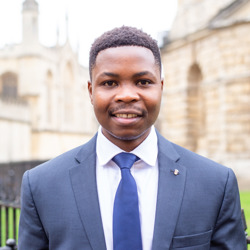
[88,81,93,104]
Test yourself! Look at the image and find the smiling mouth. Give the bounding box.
[114,114,139,118]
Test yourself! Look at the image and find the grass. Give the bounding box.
[240,191,250,249]
[241,192,250,233]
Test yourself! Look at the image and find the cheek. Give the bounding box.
[144,94,162,120]
[145,92,162,109]
[92,92,111,112]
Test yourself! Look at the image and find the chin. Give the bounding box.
[108,128,150,141]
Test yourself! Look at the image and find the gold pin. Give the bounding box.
[173,169,179,176]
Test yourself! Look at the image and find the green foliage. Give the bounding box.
[1,207,6,247]
[240,191,250,250]
[241,192,250,233]
[0,206,20,247]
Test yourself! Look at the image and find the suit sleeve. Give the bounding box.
[211,168,247,250]
[18,170,49,250]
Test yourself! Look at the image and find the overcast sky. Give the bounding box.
[0,0,178,66]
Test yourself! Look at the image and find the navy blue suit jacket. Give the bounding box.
[18,132,246,249]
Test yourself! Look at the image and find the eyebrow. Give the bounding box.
[100,72,119,78]
[133,71,153,78]
[100,71,154,78]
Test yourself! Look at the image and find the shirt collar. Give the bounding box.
[96,126,158,167]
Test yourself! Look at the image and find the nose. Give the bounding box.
[114,84,139,103]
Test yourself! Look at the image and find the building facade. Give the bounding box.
[1,0,249,188]
[0,0,97,163]
[160,0,250,188]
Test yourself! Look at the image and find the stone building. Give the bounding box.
[160,0,250,188]
[0,0,97,163]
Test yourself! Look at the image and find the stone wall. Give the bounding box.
[0,98,31,162]
[161,22,250,189]
[171,0,235,39]
[0,42,97,163]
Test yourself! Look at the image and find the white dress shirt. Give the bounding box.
[96,126,159,250]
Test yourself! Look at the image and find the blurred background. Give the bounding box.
[159,0,250,191]
[0,0,250,246]
[0,0,178,205]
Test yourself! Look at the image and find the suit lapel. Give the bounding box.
[68,132,186,250]
[69,135,106,250]
[152,133,187,250]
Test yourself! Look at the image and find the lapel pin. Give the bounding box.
[171,169,179,176]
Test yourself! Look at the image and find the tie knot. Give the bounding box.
[112,152,139,170]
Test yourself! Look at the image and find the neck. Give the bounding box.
[102,128,151,152]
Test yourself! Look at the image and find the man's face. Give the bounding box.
[88,46,163,151]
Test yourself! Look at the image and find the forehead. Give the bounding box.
[93,46,159,76]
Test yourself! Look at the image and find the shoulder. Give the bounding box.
[157,133,239,206]
[157,131,234,182]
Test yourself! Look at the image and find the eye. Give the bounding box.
[137,80,152,86]
[103,81,117,87]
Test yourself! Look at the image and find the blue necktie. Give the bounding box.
[112,152,142,250]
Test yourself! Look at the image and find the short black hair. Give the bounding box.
[89,26,161,79]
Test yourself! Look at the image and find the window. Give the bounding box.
[187,63,204,151]
[1,73,18,99]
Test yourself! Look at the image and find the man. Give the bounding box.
[18,26,246,249]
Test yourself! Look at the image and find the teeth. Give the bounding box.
[116,114,138,118]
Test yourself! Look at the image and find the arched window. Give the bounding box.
[63,62,74,123]
[186,63,204,152]
[1,72,18,99]
[45,71,53,123]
